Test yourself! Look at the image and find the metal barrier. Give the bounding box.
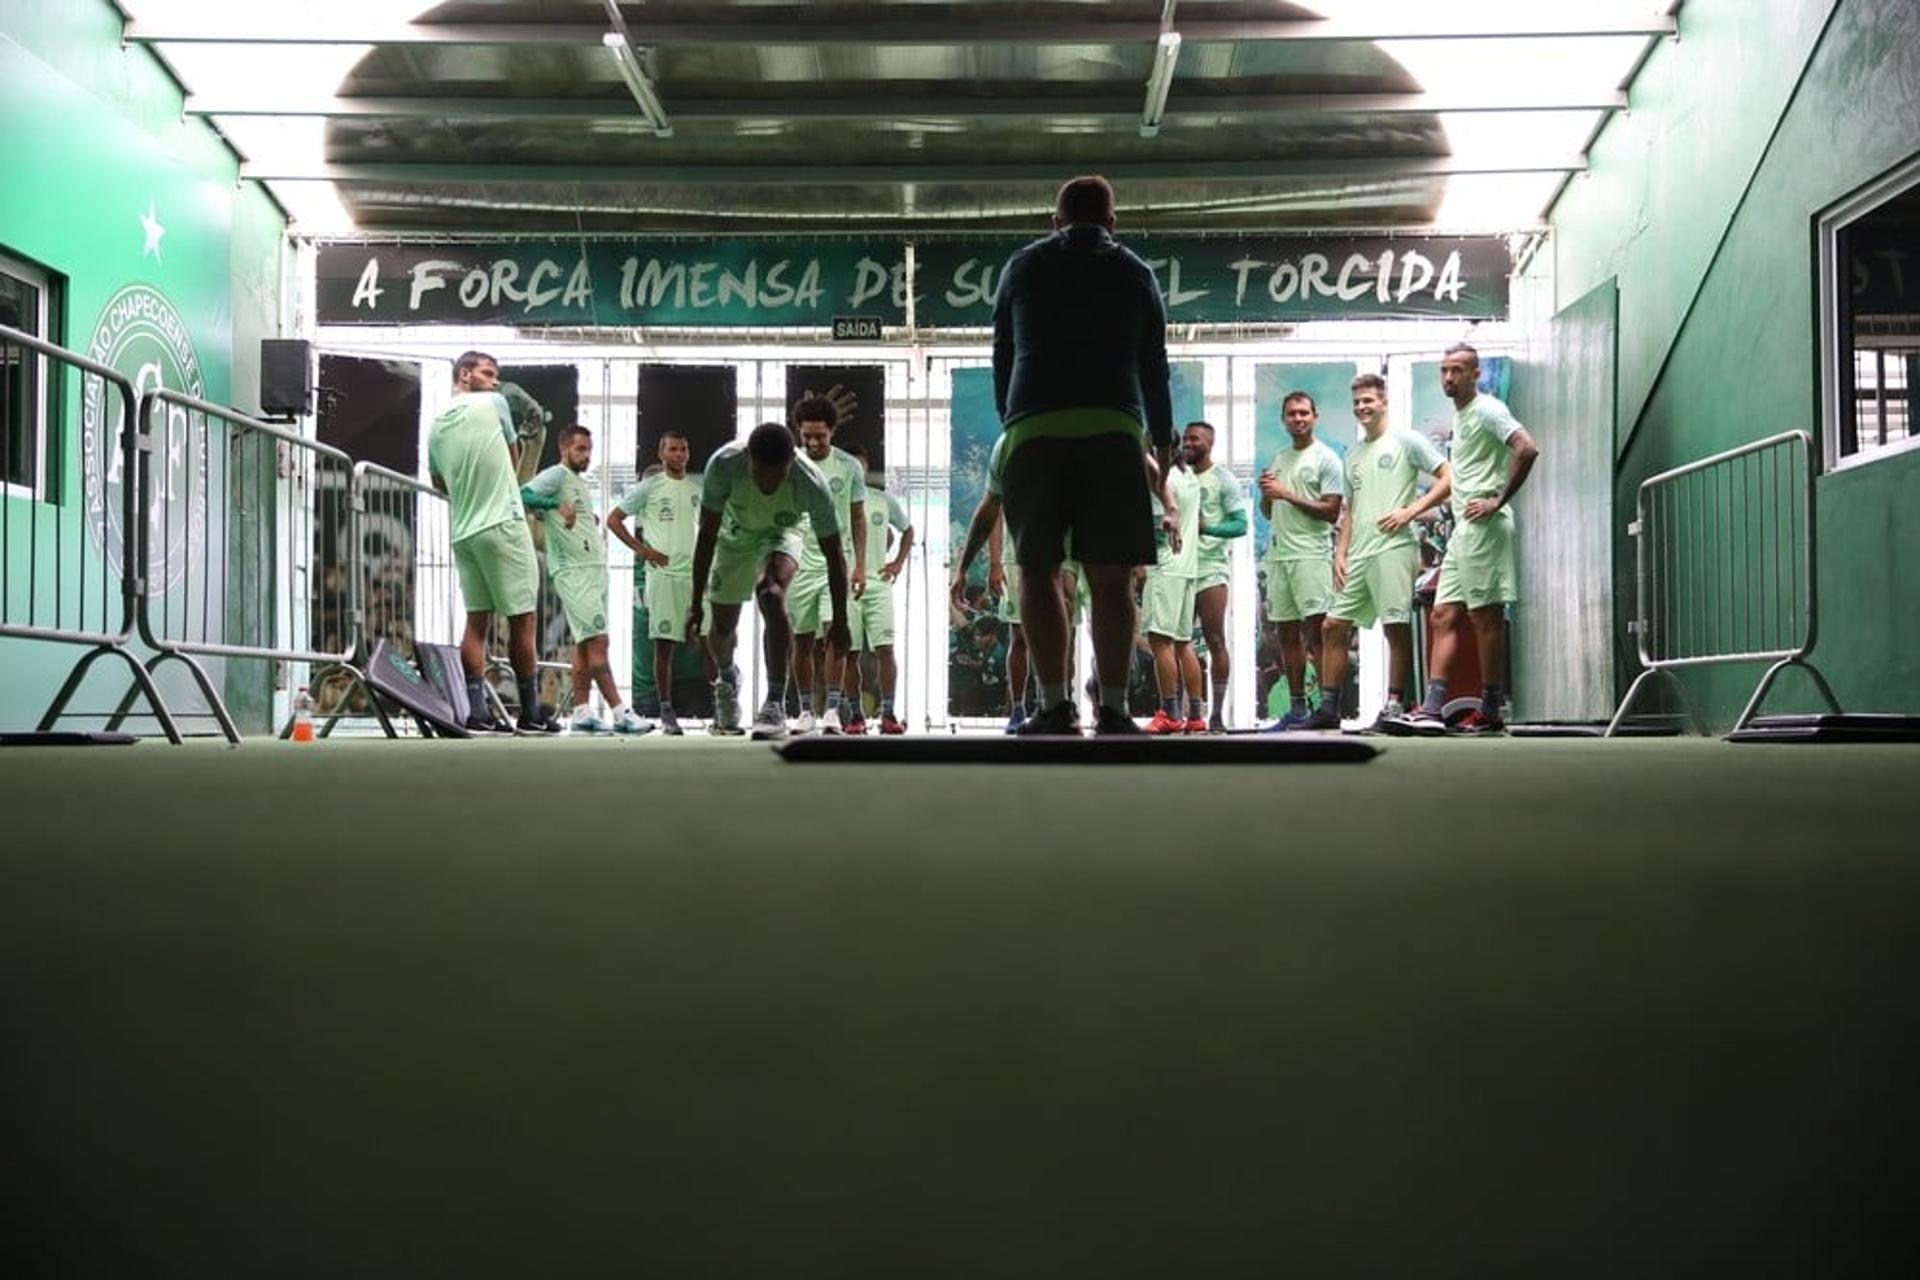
[1608,430,1841,736]
[1,323,185,741]
[111,388,358,745]
[305,460,468,738]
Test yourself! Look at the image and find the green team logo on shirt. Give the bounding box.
[656,618,673,636]
[655,500,675,522]
[830,476,846,493]
[1378,453,1397,470]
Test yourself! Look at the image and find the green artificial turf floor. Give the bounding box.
[3,735,1917,1276]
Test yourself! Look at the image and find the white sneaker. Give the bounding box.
[791,709,818,736]
[751,700,790,740]
[568,710,610,734]
[820,706,843,735]
[709,681,745,735]
[612,708,655,736]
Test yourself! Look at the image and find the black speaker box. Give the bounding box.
[261,338,314,416]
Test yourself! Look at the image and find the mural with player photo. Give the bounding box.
[636,363,737,473]
[783,364,885,474]
[312,355,423,717]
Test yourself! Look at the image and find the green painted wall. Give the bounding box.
[1,0,287,733]
[1547,0,1920,727]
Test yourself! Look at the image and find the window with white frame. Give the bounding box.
[1,250,53,500]
[1821,156,1920,469]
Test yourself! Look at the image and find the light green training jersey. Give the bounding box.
[1151,464,1205,576]
[523,465,604,572]
[1262,438,1345,563]
[796,446,867,574]
[1449,393,1524,504]
[427,391,522,544]
[862,488,911,577]
[618,471,701,576]
[1343,428,1447,563]
[701,442,840,543]
[1193,463,1249,576]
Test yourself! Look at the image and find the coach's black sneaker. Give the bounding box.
[1382,707,1447,737]
[464,713,516,736]
[1092,706,1144,736]
[1300,704,1342,732]
[516,714,563,736]
[1015,701,1081,736]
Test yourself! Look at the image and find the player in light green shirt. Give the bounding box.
[426,350,552,734]
[787,398,867,733]
[1184,420,1249,732]
[1302,373,1453,732]
[1257,390,1346,731]
[1392,344,1539,737]
[521,425,651,736]
[688,420,850,739]
[838,442,914,735]
[1143,457,1205,734]
[609,430,710,736]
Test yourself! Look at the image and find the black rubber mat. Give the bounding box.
[1726,714,1920,744]
[775,734,1380,764]
[0,731,138,747]
[1510,722,1683,738]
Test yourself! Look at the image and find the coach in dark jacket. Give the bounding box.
[990,175,1175,735]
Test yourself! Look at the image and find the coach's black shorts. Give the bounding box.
[1001,431,1156,569]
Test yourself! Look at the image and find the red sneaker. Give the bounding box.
[842,715,868,735]
[1146,709,1184,735]
[879,713,907,735]
[1183,717,1208,735]
[1449,709,1508,737]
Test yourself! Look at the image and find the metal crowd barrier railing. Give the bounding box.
[107,388,359,745]
[2,324,189,741]
[302,461,471,738]
[1607,430,1841,736]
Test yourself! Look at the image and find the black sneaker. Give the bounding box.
[1015,701,1081,736]
[659,709,684,737]
[516,715,563,736]
[463,715,516,736]
[1300,704,1342,732]
[1380,707,1447,738]
[1093,706,1144,735]
[1207,718,1228,736]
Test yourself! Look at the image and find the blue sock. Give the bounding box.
[765,680,785,704]
[881,698,895,716]
[1481,684,1504,718]
[1161,695,1180,716]
[1290,694,1307,715]
[827,688,843,711]
[1421,679,1448,715]
[465,676,487,718]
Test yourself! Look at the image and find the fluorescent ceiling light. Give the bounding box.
[602,32,673,138]
[1141,31,1182,138]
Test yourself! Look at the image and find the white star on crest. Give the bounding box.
[139,201,166,262]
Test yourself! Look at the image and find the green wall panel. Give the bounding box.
[1511,280,1617,723]
[1,3,286,733]
[1549,0,1920,727]
[1553,0,1837,447]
